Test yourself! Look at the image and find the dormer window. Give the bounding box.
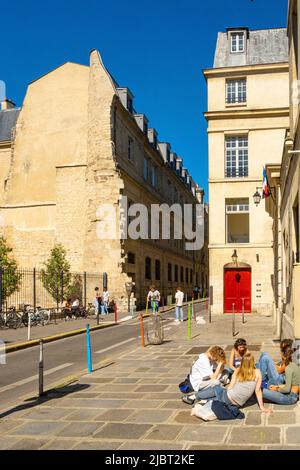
[231,32,245,53]
[127,96,133,113]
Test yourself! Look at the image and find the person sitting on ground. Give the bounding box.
[256,338,293,388]
[175,287,184,323]
[187,346,227,397]
[229,338,248,372]
[185,353,271,414]
[262,347,300,405]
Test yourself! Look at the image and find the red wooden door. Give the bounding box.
[224,268,251,313]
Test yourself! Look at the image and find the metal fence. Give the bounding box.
[0,267,105,314]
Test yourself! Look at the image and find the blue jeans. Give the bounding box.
[263,389,298,405]
[256,352,285,386]
[176,306,183,321]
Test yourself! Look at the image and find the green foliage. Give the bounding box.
[67,274,83,302]
[0,237,21,304]
[40,244,72,302]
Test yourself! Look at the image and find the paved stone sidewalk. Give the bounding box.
[0,314,299,450]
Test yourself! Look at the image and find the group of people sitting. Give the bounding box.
[62,297,84,320]
[181,338,300,419]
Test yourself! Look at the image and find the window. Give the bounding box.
[168,263,172,282]
[145,257,151,280]
[226,79,246,104]
[175,265,178,282]
[128,137,134,161]
[151,166,158,187]
[185,268,189,284]
[226,198,250,244]
[293,197,299,263]
[225,136,248,178]
[144,158,148,180]
[155,260,161,281]
[127,252,135,264]
[190,269,193,284]
[180,266,184,283]
[231,32,245,53]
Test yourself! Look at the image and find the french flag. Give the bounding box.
[262,167,270,199]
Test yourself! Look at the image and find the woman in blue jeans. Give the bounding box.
[263,347,300,405]
[191,353,271,414]
[256,338,293,387]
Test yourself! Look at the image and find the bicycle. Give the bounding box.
[0,307,22,329]
[22,306,51,327]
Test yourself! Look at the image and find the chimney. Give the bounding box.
[175,156,183,175]
[158,142,171,163]
[148,128,158,148]
[134,114,149,135]
[181,167,188,182]
[116,87,134,113]
[0,99,15,111]
[186,174,192,190]
[169,152,177,169]
[196,187,205,204]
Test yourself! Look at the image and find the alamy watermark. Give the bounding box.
[96,196,205,251]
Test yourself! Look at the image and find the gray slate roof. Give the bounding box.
[0,108,20,142]
[213,28,288,68]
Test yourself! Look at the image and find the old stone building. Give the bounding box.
[204,28,289,317]
[265,1,300,343]
[0,50,207,309]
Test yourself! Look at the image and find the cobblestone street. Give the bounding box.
[0,313,299,450]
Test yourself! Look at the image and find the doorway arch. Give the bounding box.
[224,262,251,313]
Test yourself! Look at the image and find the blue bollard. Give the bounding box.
[86,324,92,373]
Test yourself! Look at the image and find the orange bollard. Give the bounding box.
[140,314,145,348]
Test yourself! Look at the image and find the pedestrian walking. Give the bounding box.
[102,287,110,315]
[147,286,160,313]
[175,287,184,323]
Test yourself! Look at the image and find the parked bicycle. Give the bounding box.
[21,305,51,327]
[0,306,23,329]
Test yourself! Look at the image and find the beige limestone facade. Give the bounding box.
[0,51,207,309]
[266,1,300,342]
[204,28,289,316]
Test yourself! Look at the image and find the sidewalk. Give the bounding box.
[0,312,299,450]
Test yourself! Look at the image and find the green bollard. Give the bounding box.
[188,303,192,340]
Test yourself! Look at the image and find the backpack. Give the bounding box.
[178,375,193,393]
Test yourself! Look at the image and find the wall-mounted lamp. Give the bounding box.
[232,249,238,265]
[253,188,262,206]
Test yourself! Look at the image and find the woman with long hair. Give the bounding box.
[263,347,300,405]
[186,353,271,414]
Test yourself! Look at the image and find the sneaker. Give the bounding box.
[220,374,231,386]
[182,394,196,405]
[174,319,180,323]
[180,319,184,322]
[195,399,208,405]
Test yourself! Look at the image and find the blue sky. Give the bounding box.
[1,0,288,198]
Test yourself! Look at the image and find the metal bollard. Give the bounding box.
[114,303,118,323]
[188,304,192,339]
[145,296,149,316]
[86,324,92,373]
[131,300,135,319]
[242,298,245,324]
[192,299,196,322]
[39,339,44,397]
[27,310,31,341]
[232,303,235,337]
[140,314,145,348]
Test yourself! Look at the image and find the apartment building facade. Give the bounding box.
[204,28,289,316]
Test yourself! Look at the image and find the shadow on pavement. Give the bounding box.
[0,382,90,420]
